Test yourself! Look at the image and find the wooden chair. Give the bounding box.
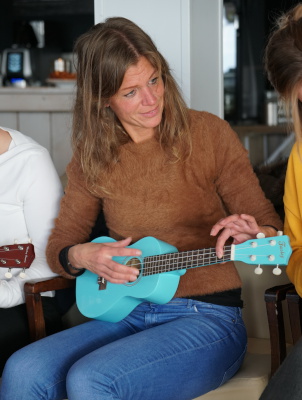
[24,207,109,343]
[286,286,302,345]
[24,276,75,342]
[264,282,302,376]
[264,283,294,376]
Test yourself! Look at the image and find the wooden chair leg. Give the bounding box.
[287,288,302,345]
[264,283,294,376]
[25,291,46,341]
[24,276,75,342]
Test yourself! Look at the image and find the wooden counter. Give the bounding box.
[0,87,75,175]
[0,87,75,112]
[231,124,292,166]
[231,124,288,135]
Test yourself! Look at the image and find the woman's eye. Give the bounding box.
[150,77,158,85]
[124,89,136,98]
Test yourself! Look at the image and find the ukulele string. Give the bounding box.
[125,246,233,273]
[124,242,276,273]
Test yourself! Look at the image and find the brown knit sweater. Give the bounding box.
[46,110,282,297]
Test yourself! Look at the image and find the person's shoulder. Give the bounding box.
[188,109,228,129]
[188,109,232,143]
[2,126,45,148]
[2,127,50,157]
[289,142,302,161]
[287,141,302,170]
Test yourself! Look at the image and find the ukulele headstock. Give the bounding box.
[0,243,35,279]
[233,235,292,274]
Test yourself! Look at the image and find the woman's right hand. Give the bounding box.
[68,237,141,284]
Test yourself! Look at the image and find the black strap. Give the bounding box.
[59,246,85,277]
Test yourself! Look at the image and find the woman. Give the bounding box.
[259,3,302,399]
[265,2,302,298]
[0,17,281,400]
[0,126,63,374]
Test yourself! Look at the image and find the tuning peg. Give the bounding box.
[256,232,266,239]
[5,269,12,279]
[254,265,263,275]
[273,265,282,275]
[19,269,27,279]
[277,231,283,236]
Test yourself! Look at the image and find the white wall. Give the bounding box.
[190,0,223,117]
[94,0,223,118]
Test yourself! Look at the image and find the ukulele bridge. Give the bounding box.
[98,276,107,290]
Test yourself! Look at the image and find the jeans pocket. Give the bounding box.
[192,302,242,324]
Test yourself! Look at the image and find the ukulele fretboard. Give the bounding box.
[142,246,232,276]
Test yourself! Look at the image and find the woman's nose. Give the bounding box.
[141,87,157,105]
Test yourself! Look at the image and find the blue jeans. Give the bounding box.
[0,298,247,400]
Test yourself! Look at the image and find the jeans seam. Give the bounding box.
[219,343,247,387]
[45,378,66,399]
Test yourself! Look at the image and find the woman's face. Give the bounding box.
[108,56,165,143]
[298,84,302,102]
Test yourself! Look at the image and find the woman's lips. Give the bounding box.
[141,105,160,117]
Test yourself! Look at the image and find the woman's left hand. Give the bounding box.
[210,214,277,258]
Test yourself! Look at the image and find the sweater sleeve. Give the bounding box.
[284,144,302,296]
[207,114,282,230]
[46,156,102,278]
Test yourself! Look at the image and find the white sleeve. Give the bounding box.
[0,149,63,308]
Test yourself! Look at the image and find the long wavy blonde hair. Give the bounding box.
[72,17,191,190]
[264,3,302,142]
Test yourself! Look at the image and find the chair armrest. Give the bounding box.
[286,288,302,345]
[264,283,295,376]
[24,276,75,342]
[24,276,75,294]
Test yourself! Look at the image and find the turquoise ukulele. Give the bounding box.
[76,235,292,322]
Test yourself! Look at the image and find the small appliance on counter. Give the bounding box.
[46,55,76,89]
[1,48,33,87]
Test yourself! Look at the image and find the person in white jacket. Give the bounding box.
[0,126,63,374]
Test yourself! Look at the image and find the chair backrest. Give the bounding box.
[286,288,302,344]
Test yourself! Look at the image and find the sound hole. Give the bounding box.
[126,257,141,274]
[124,257,142,286]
